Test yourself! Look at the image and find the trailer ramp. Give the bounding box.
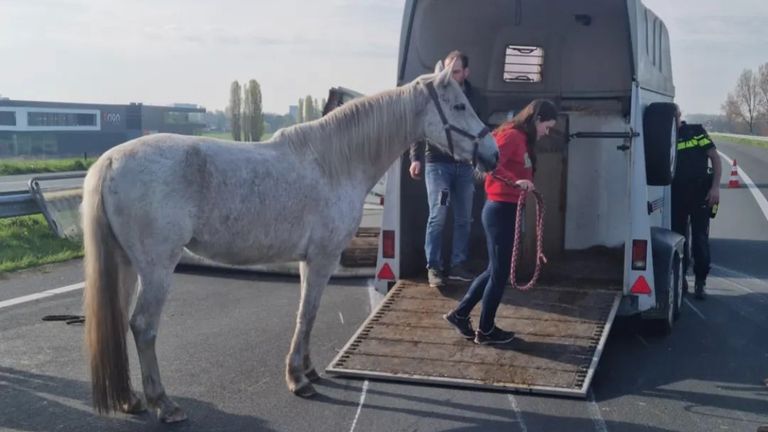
[327,279,620,398]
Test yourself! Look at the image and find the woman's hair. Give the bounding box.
[495,99,558,170]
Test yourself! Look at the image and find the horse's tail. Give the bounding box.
[82,156,133,413]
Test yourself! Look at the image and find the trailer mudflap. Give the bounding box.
[326,279,621,398]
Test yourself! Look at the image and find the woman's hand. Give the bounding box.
[515,179,535,191]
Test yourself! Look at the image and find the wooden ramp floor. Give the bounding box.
[326,279,621,397]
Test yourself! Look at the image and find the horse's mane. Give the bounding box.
[272,79,425,182]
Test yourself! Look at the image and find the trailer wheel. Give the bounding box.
[643,102,678,186]
[673,253,682,321]
[646,255,675,336]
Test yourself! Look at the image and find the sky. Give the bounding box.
[1,0,767,115]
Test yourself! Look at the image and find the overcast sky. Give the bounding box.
[2,0,766,115]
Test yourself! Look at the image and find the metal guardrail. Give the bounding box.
[0,190,40,218]
[0,172,87,220]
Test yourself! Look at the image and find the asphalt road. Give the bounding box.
[0,140,766,432]
[0,171,85,193]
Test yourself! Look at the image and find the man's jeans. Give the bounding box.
[424,162,475,270]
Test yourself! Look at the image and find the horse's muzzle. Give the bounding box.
[475,151,499,173]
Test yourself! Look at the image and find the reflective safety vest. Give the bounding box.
[677,134,713,151]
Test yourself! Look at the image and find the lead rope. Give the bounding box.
[491,174,547,290]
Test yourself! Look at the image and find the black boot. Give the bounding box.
[694,280,706,300]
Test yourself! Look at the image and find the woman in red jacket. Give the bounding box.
[444,99,558,345]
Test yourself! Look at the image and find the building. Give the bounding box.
[0,99,206,158]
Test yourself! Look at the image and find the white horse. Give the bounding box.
[81,59,498,423]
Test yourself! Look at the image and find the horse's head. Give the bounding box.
[420,59,498,172]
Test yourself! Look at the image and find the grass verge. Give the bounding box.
[0,158,96,176]
[711,133,768,149]
[0,215,83,274]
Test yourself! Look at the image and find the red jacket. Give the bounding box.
[485,127,533,203]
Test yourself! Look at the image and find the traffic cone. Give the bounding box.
[728,160,740,188]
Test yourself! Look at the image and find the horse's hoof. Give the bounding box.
[121,395,147,414]
[293,381,317,398]
[159,406,188,423]
[305,368,321,382]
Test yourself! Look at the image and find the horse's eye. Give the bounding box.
[453,103,466,111]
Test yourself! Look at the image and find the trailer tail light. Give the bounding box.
[382,230,395,258]
[631,239,647,270]
[630,275,652,295]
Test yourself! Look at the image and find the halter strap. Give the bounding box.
[425,81,490,167]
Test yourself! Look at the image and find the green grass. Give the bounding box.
[0,215,83,274]
[711,133,768,149]
[0,158,96,176]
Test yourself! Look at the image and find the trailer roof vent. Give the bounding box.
[503,45,544,83]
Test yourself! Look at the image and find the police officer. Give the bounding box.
[671,108,722,299]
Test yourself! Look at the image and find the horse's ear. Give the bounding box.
[434,60,444,74]
[437,57,455,87]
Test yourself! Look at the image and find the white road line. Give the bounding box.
[684,299,706,320]
[0,282,84,310]
[636,334,650,347]
[349,380,369,432]
[349,281,382,432]
[507,394,528,432]
[338,311,345,325]
[587,391,609,432]
[718,150,768,223]
[711,264,767,292]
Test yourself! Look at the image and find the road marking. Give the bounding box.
[684,299,706,320]
[349,380,369,432]
[507,394,528,432]
[587,391,609,432]
[349,281,382,432]
[718,151,768,223]
[711,264,767,292]
[636,334,650,347]
[338,312,345,325]
[0,282,84,310]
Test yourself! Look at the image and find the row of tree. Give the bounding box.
[226,80,326,140]
[297,96,326,123]
[722,63,768,135]
[229,80,264,141]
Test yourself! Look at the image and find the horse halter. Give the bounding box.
[425,80,490,167]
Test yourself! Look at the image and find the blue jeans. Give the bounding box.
[454,200,517,333]
[424,162,475,270]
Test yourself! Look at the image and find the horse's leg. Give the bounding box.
[130,265,187,423]
[112,243,147,415]
[286,256,337,397]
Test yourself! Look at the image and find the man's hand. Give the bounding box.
[409,161,422,180]
[515,179,535,191]
[706,185,720,207]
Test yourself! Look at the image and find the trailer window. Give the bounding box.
[503,45,544,83]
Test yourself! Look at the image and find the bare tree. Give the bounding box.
[757,63,768,119]
[229,81,242,141]
[722,69,760,134]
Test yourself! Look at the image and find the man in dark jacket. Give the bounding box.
[409,50,479,287]
[671,109,722,299]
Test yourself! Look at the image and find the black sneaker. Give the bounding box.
[475,327,515,345]
[694,280,706,300]
[427,268,445,288]
[448,263,474,282]
[443,311,475,339]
